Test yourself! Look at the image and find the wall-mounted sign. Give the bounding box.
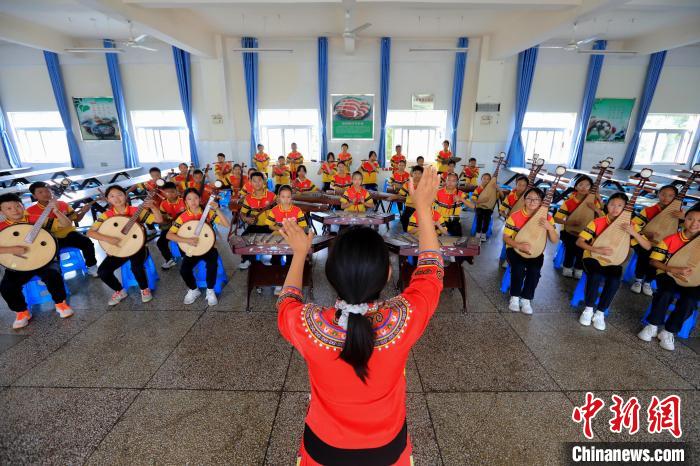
[331,94,374,140]
[586,98,635,143]
[72,97,121,141]
[412,93,435,110]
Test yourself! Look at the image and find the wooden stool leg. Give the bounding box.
[458,259,468,313]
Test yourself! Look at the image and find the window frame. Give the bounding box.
[130,110,191,163]
[257,109,320,160]
[7,112,70,164]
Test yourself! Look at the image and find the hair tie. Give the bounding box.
[335,299,370,330]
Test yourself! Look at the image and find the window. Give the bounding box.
[131,110,190,163]
[521,112,577,164]
[8,112,70,164]
[636,114,699,165]
[385,110,447,166]
[258,109,319,160]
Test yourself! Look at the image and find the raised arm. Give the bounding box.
[278,218,314,290]
[409,166,441,252]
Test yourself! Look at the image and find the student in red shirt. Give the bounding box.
[465,173,494,242]
[172,163,191,193]
[436,139,452,173]
[331,162,352,193]
[267,185,308,294]
[287,142,304,181]
[157,182,186,270]
[390,145,406,170]
[341,172,374,212]
[128,167,163,195]
[317,152,337,192]
[214,153,233,185]
[292,165,318,193]
[238,171,278,270]
[275,166,443,465]
[338,143,353,170]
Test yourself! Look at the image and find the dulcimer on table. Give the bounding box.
[292,191,341,206]
[311,211,395,226]
[229,232,334,256]
[383,233,480,257]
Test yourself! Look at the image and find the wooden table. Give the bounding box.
[0,166,73,187]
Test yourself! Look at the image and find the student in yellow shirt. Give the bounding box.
[398,165,423,232]
[359,151,380,191]
[272,156,291,194]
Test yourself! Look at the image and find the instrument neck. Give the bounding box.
[27,202,54,243]
[625,182,647,213]
[676,173,697,201]
[121,195,151,234]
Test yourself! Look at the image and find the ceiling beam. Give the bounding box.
[0,14,75,53]
[623,16,700,54]
[77,0,217,57]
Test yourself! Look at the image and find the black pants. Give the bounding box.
[560,230,584,270]
[0,265,66,312]
[242,225,281,264]
[633,244,656,282]
[364,183,378,191]
[180,248,219,290]
[156,230,173,261]
[400,207,415,232]
[322,182,331,192]
[582,258,622,311]
[506,248,543,300]
[648,274,700,334]
[98,247,149,291]
[57,231,97,267]
[445,218,462,237]
[474,208,492,234]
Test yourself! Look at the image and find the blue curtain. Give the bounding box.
[378,37,391,166]
[449,37,469,154]
[694,144,700,166]
[242,37,259,164]
[506,47,539,168]
[104,40,139,168]
[172,46,200,167]
[318,37,329,160]
[621,51,667,170]
[570,40,607,169]
[0,97,21,168]
[44,51,83,168]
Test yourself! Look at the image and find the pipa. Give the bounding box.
[514,165,567,259]
[0,196,58,271]
[564,157,614,235]
[508,156,546,215]
[474,153,505,210]
[590,168,653,266]
[178,180,223,257]
[641,164,700,243]
[666,234,700,287]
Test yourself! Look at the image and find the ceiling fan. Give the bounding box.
[540,22,638,55]
[65,21,157,54]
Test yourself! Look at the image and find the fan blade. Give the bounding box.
[577,49,637,55]
[132,45,158,52]
[576,36,600,46]
[348,22,371,34]
[133,34,148,43]
[65,48,124,53]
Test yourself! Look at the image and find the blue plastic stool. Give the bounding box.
[570,273,610,316]
[500,265,511,293]
[267,178,274,190]
[120,254,159,290]
[58,247,88,277]
[499,243,507,262]
[622,251,638,283]
[193,255,228,293]
[553,241,565,270]
[22,275,70,307]
[169,241,182,259]
[470,215,493,238]
[641,297,698,339]
[218,190,231,208]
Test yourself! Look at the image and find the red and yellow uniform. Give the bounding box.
[389,170,409,189]
[434,188,465,223]
[331,173,352,192]
[91,205,154,231]
[499,189,522,218]
[214,161,233,183]
[292,178,317,193]
[272,164,291,186]
[359,160,379,186]
[342,186,372,212]
[0,212,63,235]
[226,174,249,193]
[184,181,216,206]
[440,171,457,185]
[553,194,602,224]
[471,185,485,203]
[578,216,641,260]
[169,208,220,235]
[26,201,78,239]
[632,203,663,228]
[649,230,692,274]
[173,173,190,192]
[320,162,337,185]
[240,190,277,227]
[408,209,445,234]
[276,251,443,465]
[136,178,161,192]
[398,182,416,208]
[390,154,406,170]
[462,166,479,186]
[266,204,307,231]
[287,152,304,180]
[159,198,186,224]
[338,151,353,170]
[253,152,270,174]
[436,149,452,172]
[503,209,555,250]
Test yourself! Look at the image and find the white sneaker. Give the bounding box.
[184,288,201,304]
[501,261,508,269]
[592,311,606,331]
[658,330,675,351]
[261,258,272,266]
[579,307,594,326]
[508,296,520,312]
[239,260,251,270]
[162,259,177,270]
[637,324,658,342]
[520,299,533,315]
[642,282,654,296]
[12,311,31,329]
[630,280,642,294]
[141,288,153,303]
[480,234,487,243]
[274,286,283,296]
[562,267,574,278]
[206,289,218,306]
[574,269,583,279]
[87,265,99,277]
[108,289,128,306]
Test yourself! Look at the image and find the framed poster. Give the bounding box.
[585,98,635,143]
[412,93,434,110]
[331,94,374,140]
[72,97,121,141]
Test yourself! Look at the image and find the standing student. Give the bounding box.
[238,172,277,270]
[267,185,308,294]
[436,140,452,173]
[434,173,466,236]
[338,143,353,170]
[553,176,603,279]
[275,166,443,465]
[331,162,352,193]
[254,144,270,175]
[575,193,651,331]
[390,145,406,170]
[214,153,232,185]
[341,172,374,212]
[0,194,74,329]
[415,156,425,167]
[317,152,337,191]
[167,188,229,306]
[462,157,479,186]
[128,167,163,194]
[359,151,380,191]
[292,165,318,193]
[638,207,700,351]
[398,165,423,232]
[156,181,185,270]
[272,156,291,194]
[287,143,304,181]
[465,173,494,242]
[440,160,458,187]
[499,175,529,218]
[27,182,97,277]
[172,163,190,193]
[503,188,559,315]
[630,185,683,296]
[87,185,164,305]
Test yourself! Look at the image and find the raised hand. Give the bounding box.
[279,218,313,256]
[409,165,440,214]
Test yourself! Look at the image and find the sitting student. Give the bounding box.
[272,156,291,194]
[87,185,164,305]
[27,182,97,277]
[287,142,304,181]
[243,168,256,196]
[462,157,479,187]
[436,140,452,173]
[637,206,700,351]
[275,166,443,465]
[465,173,494,242]
[389,159,410,192]
[503,188,559,315]
[553,175,604,279]
[390,144,406,170]
[186,169,216,206]
[434,173,466,236]
[408,205,448,235]
[415,156,425,167]
[238,171,277,270]
[253,144,270,175]
[128,167,163,194]
[398,165,424,232]
[267,185,308,294]
[575,193,651,330]
[341,172,374,212]
[359,151,380,191]
[214,153,232,186]
[317,152,337,192]
[172,163,191,192]
[337,143,353,170]
[0,194,74,329]
[499,175,529,218]
[331,161,352,194]
[440,160,458,187]
[156,182,186,270]
[630,185,684,296]
[292,165,318,193]
[167,188,230,306]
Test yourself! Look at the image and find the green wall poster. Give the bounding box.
[586,98,635,143]
[72,97,121,141]
[331,94,374,140]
